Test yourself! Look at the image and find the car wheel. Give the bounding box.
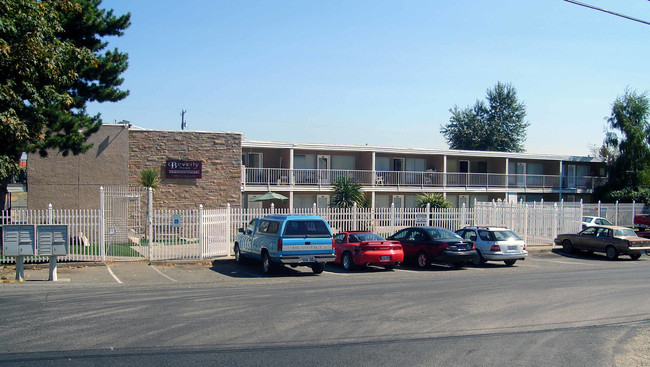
[262,252,276,275]
[504,259,517,266]
[605,246,619,260]
[630,253,641,260]
[384,264,395,270]
[562,240,574,254]
[234,244,245,264]
[472,251,485,266]
[312,263,324,274]
[342,252,355,271]
[416,252,430,269]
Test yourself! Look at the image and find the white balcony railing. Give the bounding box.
[243,168,607,190]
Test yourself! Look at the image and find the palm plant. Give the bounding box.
[138,168,161,191]
[416,193,452,209]
[330,177,366,208]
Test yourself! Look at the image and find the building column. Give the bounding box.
[558,160,563,202]
[443,155,447,188]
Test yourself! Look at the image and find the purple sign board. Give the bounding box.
[165,160,202,179]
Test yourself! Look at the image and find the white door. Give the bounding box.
[317,195,330,208]
[567,164,576,189]
[393,195,404,224]
[317,155,330,184]
[516,162,526,187]
[459,195,469,208]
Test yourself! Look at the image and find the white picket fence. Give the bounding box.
[1,194,591,264]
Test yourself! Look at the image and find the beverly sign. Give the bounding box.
[165,160,202,179]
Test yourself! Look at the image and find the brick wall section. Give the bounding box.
[128,130,242,209]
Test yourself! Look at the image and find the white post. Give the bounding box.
[148,187,153,261]
[199,204,204,260]
[271,202,275,215]
[524,204,529,245]
[313,202,317,215]
[48,203,53,224]
[390,202,395,235]
[461,203,466,228]
[15,256,24,282]
[632,200,636,228]
[352,202,358,231]
[227,203,232,256]
[598,200,601,217]
[99,187,106,262]
[615,200,619,226]
[553,203,558,241]
[426,203,431,226]
[49,256,57,281]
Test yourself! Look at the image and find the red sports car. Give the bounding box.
[333,231,404,271]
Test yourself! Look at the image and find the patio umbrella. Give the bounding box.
[251,192,288,202]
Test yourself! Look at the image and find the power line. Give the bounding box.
[564,0,650,26]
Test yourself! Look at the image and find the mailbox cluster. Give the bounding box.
[2,225,69,257]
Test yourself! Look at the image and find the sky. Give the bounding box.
[86,0,650,156]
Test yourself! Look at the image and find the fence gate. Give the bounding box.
[102,186,148,260]
[201,207,231,258]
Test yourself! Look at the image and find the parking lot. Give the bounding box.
[1,245,649,366]
[2,246,649,287]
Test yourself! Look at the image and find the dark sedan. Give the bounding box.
[387,226,478,268]
[554,225,650,260]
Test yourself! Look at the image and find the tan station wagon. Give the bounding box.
[554,225,650,260]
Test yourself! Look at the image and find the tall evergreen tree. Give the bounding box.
[0,0,130,209]
[441,82,529,152]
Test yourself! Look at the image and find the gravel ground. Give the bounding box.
[617,327,650,367]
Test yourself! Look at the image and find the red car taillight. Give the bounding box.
[277,238,283,251]
[490,245,501,252]
[439,242,449,250]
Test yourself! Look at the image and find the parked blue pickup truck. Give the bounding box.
[234,215,335,275]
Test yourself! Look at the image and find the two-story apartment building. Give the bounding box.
[241,140,606,209]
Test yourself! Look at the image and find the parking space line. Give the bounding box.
[150,265,177,282]
[326,272,350,276]
[528,258,596,266]
[105,264,123,284]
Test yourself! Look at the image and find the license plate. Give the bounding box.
[380,256,390,261]
[507,245,517,251]
[300,256,315,262]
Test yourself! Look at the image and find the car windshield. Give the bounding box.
[491,230,521,241]
[426,228,462,240]
[349,232,385,242]
[614,228,637,237]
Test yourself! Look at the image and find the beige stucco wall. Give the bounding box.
[128,130,242,210]
[27,124,129,209]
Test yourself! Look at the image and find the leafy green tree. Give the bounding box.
[602,88,650,191]
[416,193,452,209]
[330,177,366,208]
[441,82,529,152]
[0,0,130,209]
[138,168,161,191]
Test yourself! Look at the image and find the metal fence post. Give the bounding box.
[199,204,204,260]
[426,203,431,226]
[524,204,529,245]
[615,200,619,226]
[461,203,466,228]
[148,187,153,262]
[353,203,358,231]
[227,203,232,256]
[553,203,558,241]
[598,200,601,217]
[390,202,395,235]
[99,187,106,262]
[48,203,53,224]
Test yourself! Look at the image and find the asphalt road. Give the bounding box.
[0,250,649,366]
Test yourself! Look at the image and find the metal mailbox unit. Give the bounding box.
[2,224,69,281]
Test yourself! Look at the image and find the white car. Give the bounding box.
[455,227,528,266]
[581,216,612,229]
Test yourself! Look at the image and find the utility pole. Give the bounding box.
[181,109,187,130]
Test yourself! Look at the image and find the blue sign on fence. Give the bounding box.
[172,214,181,228]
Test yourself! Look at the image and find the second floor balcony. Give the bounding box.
[242,168,607,191]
